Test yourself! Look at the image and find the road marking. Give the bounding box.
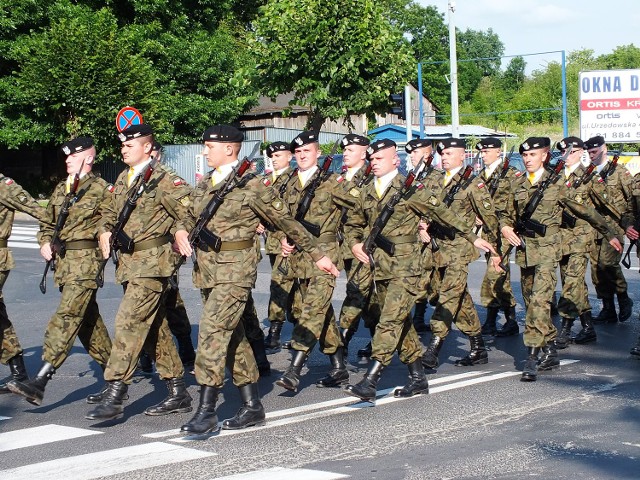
[0,441,214,480]
[0,416,10,421]
[0,424,102,453]
[212,467,349,480]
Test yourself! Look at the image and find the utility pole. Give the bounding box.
[448,0,459,138]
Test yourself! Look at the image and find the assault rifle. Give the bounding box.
[347,158,424,290]
[590,150,623,222]
[95,155,160,287]
[39,160,85,294]
[487,146,515,197]
[416,153,435,182]
[337,162,373,243]
[560,156,601,229]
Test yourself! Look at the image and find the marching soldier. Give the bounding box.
[86,124,193,421]
[174,125,338,435]
[0,173,48,393]
[585,136,633,324]
[343,139,497,403]
[500,137,622,382]
[421,138,501,371]
[475,137,519,337]
[8,137,113,406]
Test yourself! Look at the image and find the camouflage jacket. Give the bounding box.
[589,159,633,240]
[0,175,48,270]
[559,164,600,256]
[264,166,297,255]
[99,163,191,283]
[500,169,618,267]
[337,166,373,262]
[175,169,325,289]
[38,172,111,286]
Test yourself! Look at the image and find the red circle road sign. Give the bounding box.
[115,106,143,132]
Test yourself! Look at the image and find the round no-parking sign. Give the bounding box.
[115,106,143,132]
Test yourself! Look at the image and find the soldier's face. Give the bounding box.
[203,141,235,169]
[121,138,152,167]
[480,148,501,166]
[271,150,292,171]
[66,148,95,175]
[410,147,432,167]
[441,148,465,171]
[370,148,397,177]
[563,148,584,167]
[588,146,606,162]
[522,149,546,172]
[342,144,367,168]
[294,143,321,172]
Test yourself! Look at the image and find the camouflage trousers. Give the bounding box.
[430,263,481,338]
[557,252,591,319]
[368,276,423,366]
[165,284,192,339]
[590,237,627,298]
[416,247,440,306]
[520,263,558,347]
[290,275,342,355]
[267,254,300,324]
[43,282,111,369]
[104,278,183,383]
[338,259,375,331]
[0,270,21,364]
[196,285,258,388]
[480,256,516,309]
[243,292,265,344]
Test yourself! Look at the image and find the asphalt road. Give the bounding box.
[0,221,639,480]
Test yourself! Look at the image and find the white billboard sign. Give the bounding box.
[579,69,640,143]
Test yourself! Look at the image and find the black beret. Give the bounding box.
[366,139,396,156]
[152,141,163,152]
[290,131,319,152]
[476,137,503,150]
[201,125,244,143]
[60,136,94,156]
[584,135,606,149]
[556,137,584,151]
[118,123,154,142]
[519,137,551,154]
[266,141,290,158]
[405,138,433,153]
[341,134,370,149]
[436,138,466,155]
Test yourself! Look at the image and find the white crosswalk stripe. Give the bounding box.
[0,424,101,453]
[8,224,40,249]
[212,467,349,480]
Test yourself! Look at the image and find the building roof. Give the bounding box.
[368,124,517,143]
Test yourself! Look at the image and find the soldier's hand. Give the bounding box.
[609,237,623,253]
[174,230,192,257]
[315,256,340,277]
[99,232,112,259]
[418,221,431,243]
[40,243,53,261]
[473,238,495,255]
[501,226,521,247]
[475,216,483,226]
[352,243,369,264]
[256,223,266,235]
[490,255,504,273]
[626,226,639,241]
[281,238,295,257]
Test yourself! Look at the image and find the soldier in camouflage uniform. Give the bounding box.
[0,174,48,394]
[7,137,113,406]
[343,139,498,403]
[500,137,622,382]
[262,141,299,352]
[585,136,633,324]
[175,125,338,435]
[474,138,519,337]
[622,159,640,357]
[274,131,356,393]
[421,138,502,372]
[86,124,193,421]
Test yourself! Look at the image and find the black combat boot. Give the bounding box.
[221,383,266,430]
[0,353,28,394]
[86,382,130,404]
[550,291,559,316]
[340,326,356,356]
[316,348,349,387]
[144,377,192,416]
[275,350,308,392]
[538,340,560,371]
[422,335,444,369]
[574,311,597,344]
[180,385,220,435]
[7,362,55,406]
[593,297,617,324]
[343,360,384,403]
[521,347,541,382]
[455,334,489,366]
[357,325,376,357]
[394,359,429,398]
[630,336,640,357]
[496,307,519,337]
[264,321,283,353]
[617,292,633,322]
[136,351,154,376]
[555,318,575,349]
[249,338,271,377]
[412,302,430,334]
[481,307,499,336]
[85,381,129,420]
[176,335,196,369]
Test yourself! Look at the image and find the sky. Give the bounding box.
[420,0,640,73]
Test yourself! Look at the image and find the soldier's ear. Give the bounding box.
[85,155,94,165]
